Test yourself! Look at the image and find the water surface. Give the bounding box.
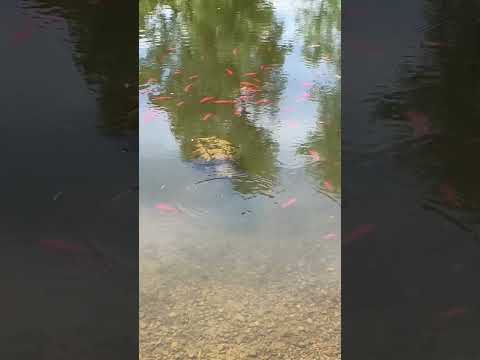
[139,0,340,358]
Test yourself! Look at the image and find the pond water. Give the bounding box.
[139,0,340,358]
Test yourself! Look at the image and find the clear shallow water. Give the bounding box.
[139,0,340,358]
[139,0,340,263]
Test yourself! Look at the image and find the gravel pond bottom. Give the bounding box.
[140,258,340,360]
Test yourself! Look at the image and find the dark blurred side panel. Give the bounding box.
[343,0,480,359]
[0,0,138,358]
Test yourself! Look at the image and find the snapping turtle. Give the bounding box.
[190,136,238,180]
[191,136,236,162]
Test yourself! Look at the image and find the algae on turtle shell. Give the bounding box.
[191,136,236,162]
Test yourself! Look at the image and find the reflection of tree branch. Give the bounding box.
[422,200,480,247]
[23,0,138,134]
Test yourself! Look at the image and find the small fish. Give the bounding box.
[308,149,322,162]
[240,81,259,89]
[322,232,337,240]
[405,111,431,137]
[211,99,236,105]
[324,180,334,192]
[202,113,215,121]
[166,47,176,53]
[439,183,461,207]
[255,99,271,105]
[12,23,33,44]
[242,72,257,77]
[233,109,242,117]
[176,101,185,107]
[174,70,182,76]
[200,96,216,104]
[226,68,234,76]
[155,203,178,213]
[260,64,279,71]
[232,48,239,56]
[240,87,261,94]
[39,239,85,254]
[443,307,467,318]
[184,83,194,92]
[309,44,321,48]
[153,96,174,101]
[189,74,199,80]
[423,41,449,48]
[143,109,156,123]
[345,224,375,243]
[281,197,297,209]
[147,78,157,84]
[13,31,30,43]
[296,93,311,102]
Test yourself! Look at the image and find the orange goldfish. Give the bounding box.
[240,81,259,89]
[39,239,86,254]
[240,87,261,94]
[439,183,462,207]
[405,111,431,137]
[211,99,236,105]
[443,307,467,318]
[345,224,375,244]
[202,113,215,121]
[200,96,216,104]
[155,203,178,213]
[308,149,322,162]
[324,180,334,192]
[322,232,337,240]
[281,197,297,209]
[255,99,271,105]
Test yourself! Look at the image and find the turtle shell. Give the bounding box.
[191,136,236,162]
